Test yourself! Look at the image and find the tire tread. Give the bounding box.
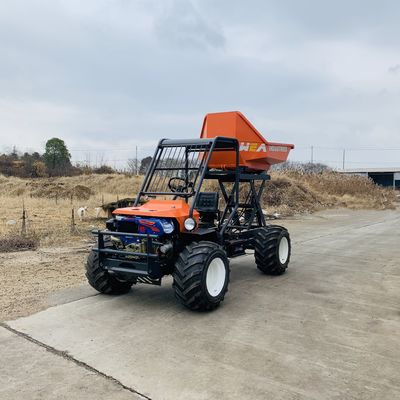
[254,226,290,275]
[86,250,133,294]
[173,241,229,311]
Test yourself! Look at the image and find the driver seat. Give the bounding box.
[195,192,219,227]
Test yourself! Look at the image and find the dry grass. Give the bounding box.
[0,174,142,246]
[0,234,39,252]
[0,172,396,246]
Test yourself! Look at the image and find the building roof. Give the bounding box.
[340,168,400,173]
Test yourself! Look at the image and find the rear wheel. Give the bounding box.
[254,226,291,275]
[86,249,134,294]
[173,242,230,311]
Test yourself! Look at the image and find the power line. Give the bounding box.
[69,147,154,152]
[290,144,400,151]
[347,147,400,151]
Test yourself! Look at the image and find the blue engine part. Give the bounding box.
[114,216,174,246]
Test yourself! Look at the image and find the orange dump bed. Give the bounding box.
[200,111,294,171]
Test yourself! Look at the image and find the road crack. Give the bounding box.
[0,322,151,400]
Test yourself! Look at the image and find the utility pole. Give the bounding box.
[135,146,139,176]
[342,148,346,170]
[311,146,314,164]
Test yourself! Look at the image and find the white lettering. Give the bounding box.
[269,145,288,152]
[239,142,250,151]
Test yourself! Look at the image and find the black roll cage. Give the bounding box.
[134,136,270,241]
[134,137,240,220]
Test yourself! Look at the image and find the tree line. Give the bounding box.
[0,138,153,178]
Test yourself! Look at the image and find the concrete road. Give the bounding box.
[0,327,142,400]
[2,208,400,399]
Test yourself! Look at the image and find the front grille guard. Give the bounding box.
[92,230,163,279]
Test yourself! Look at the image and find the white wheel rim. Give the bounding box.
[278,237,289,264]
[206,257,226,297]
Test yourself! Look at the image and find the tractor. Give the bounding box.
[86,111,294,311]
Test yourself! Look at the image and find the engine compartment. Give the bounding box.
[106,215,176,271]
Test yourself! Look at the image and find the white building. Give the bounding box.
[340,168,400,189]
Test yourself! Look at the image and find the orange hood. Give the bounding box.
[113,199,199,232]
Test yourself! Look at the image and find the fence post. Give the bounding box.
[21,207,27,236]
[70,208,77,234]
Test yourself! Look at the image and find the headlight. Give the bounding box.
[184,217,196,231]
[161,220,174,234]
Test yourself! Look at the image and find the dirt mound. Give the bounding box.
[26,181,93,200]
[263,177,329,214]
[71,185,93,200]
[0,174,141,199]
[262,171,396,215]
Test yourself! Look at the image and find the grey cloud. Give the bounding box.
[388,64,400,74]
[199,0,400,45]
[155,0,225,49]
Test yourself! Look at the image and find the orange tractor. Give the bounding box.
[86,112,294,310]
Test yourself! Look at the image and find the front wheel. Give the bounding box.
[254,226,291,275]
[86,249,134,294]
[173,242,230,311]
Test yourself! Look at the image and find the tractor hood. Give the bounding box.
[113,199,199,232]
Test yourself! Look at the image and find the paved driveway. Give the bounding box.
[2,208,400,399]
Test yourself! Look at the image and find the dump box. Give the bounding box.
[200,111,294,171]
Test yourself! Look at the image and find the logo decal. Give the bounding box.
[239,142,288,153]
[138,219,160,233]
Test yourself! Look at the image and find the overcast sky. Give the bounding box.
[0,0,399,169]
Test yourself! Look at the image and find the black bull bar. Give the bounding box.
[92,230,163,280]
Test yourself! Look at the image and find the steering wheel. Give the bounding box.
[168,177,192,194]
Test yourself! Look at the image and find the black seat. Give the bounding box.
[195,192,219,213]
[195,192,219,226]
